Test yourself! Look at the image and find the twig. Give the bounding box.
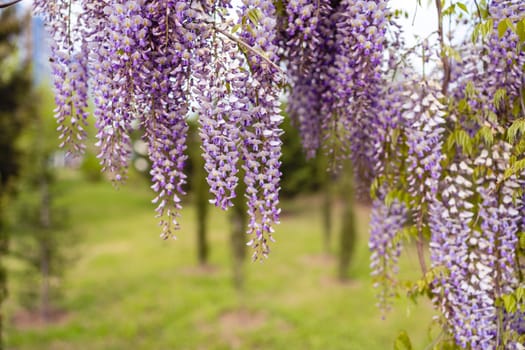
[0,0,23,9]
[473,0,482,22]
[212,25,284,75]
[191,1,284,76]
[435,0,451,95]
[416,210,428,276]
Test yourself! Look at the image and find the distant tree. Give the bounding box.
[280,113,321,198]
[230,173,247,291]
[0,6,31,348]
[10,86,75,321]
[189,121,210,266]
[338,162,357,282]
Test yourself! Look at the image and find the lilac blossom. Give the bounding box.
[429,145,524,349]
[402,80,446,202]
[193,35,245,210]
[369,197,407,314]
[237,0,284,259]
[90,2,149,181]
[33,0,89,155]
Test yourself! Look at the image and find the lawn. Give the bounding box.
[6,172,435,350]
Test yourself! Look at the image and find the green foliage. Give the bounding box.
[9,84,77,316]
[507,118,525,144]
[0,7,32,348]
[279,113,321,197]
[80,152,103,183]
[0,8,31,190]
[498,286,525,314]
[394,330,412,350]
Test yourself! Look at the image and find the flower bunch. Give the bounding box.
[33,0,89,154]
[285,0,390,181]
[369,197,407,314]
[33,0,284,254]
[429,145,524,349]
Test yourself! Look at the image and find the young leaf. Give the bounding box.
[394,331,413,350]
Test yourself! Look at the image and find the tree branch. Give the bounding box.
[0,0,23,9]
[212,26,284,75]
[435,0,451,95]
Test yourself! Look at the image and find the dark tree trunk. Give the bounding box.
[194,163,209,266]
[338,165,357,282]
[322,180,333,254]
[39,176,51,320]
[189,123,209,266]
[0,198,7,350]
[230,178,247,291]
[317,153,333,255]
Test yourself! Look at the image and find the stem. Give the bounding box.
[435,0,450,95]
[416,210,427,276]
[0,0,23,9]
[473,0,482,22]
[213,26,283,74]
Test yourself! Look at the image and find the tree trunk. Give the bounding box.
[189,123,209,266]
[39,241,50,320]
[230,178,247,291]
[317,153,333,255]
[39,175,51,320]
[0,196,7,350]
[338,165,357,282]
[194,166,209,266]
[322,179,333,254]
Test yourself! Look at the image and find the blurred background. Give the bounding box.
[0,2,436,350]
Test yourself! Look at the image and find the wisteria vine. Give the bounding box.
[29,0,525,348]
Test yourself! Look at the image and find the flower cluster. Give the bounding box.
[429,145,523,349]
[285,0,390,183]
[33,0,89,154]
[34,0,284,254]
[238,0,284,259]
[369,197,407,314]
[402,80,446,202]
[367,2,525,348]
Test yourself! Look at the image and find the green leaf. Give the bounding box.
[507,119,525,144]
[443,45,462,62]
[247,8,262,25]
[442,4,456,17]
[370,177,380,199]
[231,23,241,34]
[465,81,476,98]
[477,126,494,146]
[504,158,525,180]
[493,88,507,109]
[498,19,510,38]
[456,129,473,155]
[519,231,525,250]
[456,2,468,13]
[445,132,456,152]
[516,286,525,302]
[517,19,525,42]
[394,330,413,350]
[483,19,494,37]
[502,294,517,313]
[385,189,397,208]
[457,98,469,113]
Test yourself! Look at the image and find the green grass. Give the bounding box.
[6,173,435,350]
